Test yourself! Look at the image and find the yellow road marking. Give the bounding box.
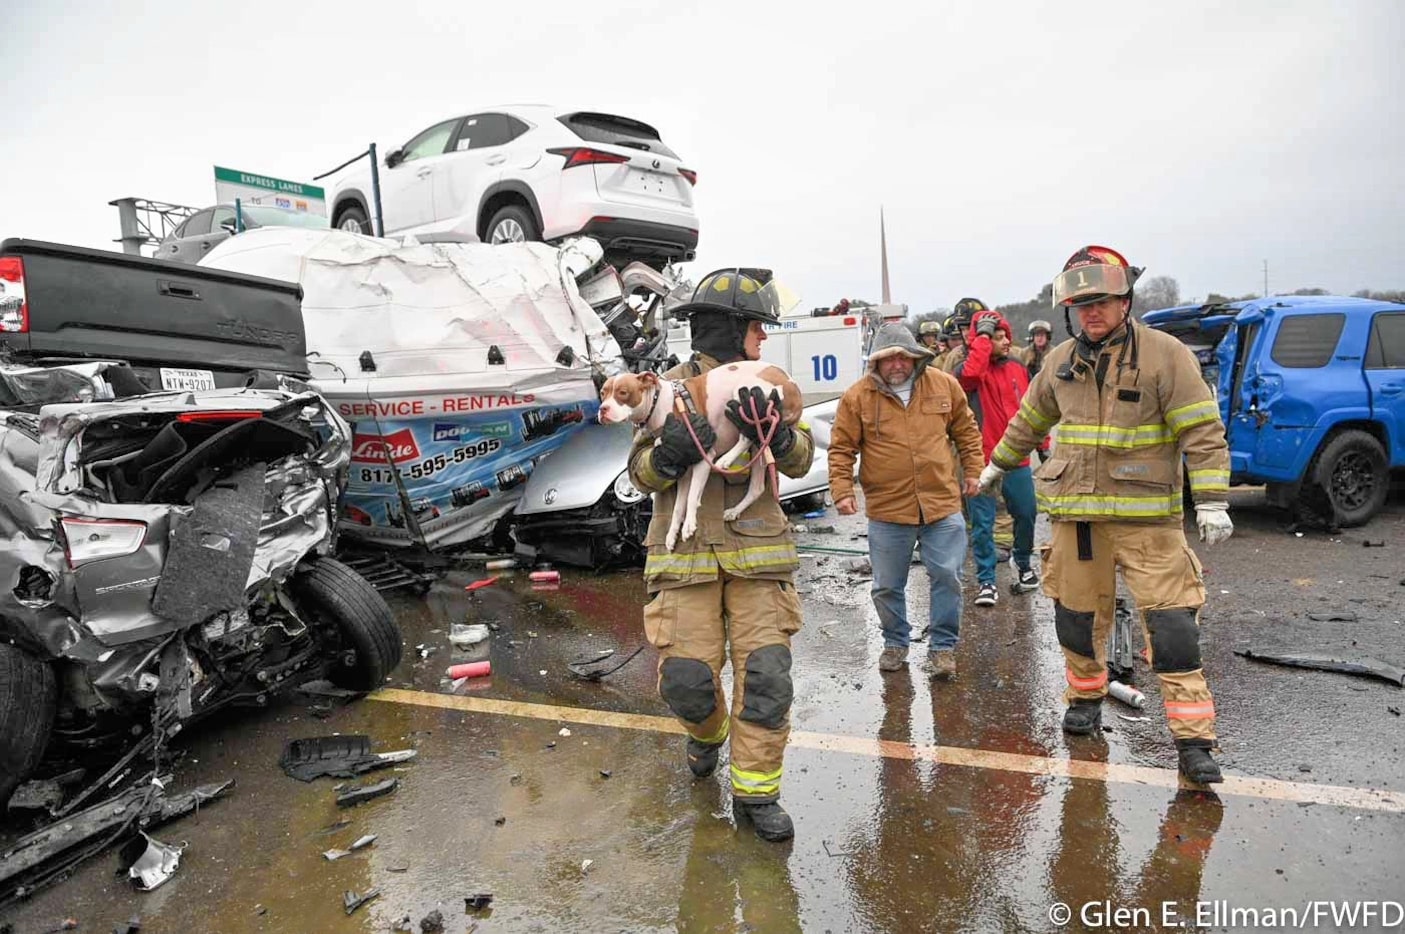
[369,688,1405,814]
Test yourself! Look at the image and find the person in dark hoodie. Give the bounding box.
[828,323,984,681]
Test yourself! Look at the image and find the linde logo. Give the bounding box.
[351,429,421,463]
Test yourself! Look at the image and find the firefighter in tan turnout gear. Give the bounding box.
[977,245,1234,784]
[628,268,814,841]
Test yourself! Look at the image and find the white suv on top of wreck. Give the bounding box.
[328,105,700,267]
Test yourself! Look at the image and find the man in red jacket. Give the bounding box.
[955,309,1040,606]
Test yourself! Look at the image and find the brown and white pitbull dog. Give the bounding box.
[597,360,802,550]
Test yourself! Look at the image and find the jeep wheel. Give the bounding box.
[486,205,540,245]
[1310,429,1389,527]
[0,644,57,807]
[335,204,371,235]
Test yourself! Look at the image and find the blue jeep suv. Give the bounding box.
[1144,295,1405,526]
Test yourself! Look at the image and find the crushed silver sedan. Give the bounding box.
[0,362,402,809]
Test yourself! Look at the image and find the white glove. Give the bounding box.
[1196,503,1234,546]
[977,462,1006,495]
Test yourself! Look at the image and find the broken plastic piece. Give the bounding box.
[465,577,499,592]
[465,894,494,911]
[336,777,399,808]
[802,509,826,519]
[420,909,446,933]
[280,735,417,782]
[343,888,381,916]
[120,833,186,892]
[446,660,492,680]
[1235,649,1405,687]
[567,645,644,681]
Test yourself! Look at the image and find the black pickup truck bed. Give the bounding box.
[0,238,307,389]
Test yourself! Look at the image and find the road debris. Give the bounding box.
[342,888,381,916]
[1118,715,1152,722]
[420,908,446,932]
[1363,540,1386,547]
[465,893,495,911]
[1389,706,1401,716]
[280,735,417,782]
[323,834,377,860]
[450,623,491,646]
[1236,649,1405,687]
[120,833,186,892]
[335,777,400,808]
[446,660,492,680]
[559,728,573,737]
[1108,680,1146,709]
[568,645,645,681]
[529,569,561,584]
[1307,610,1359,622]
[822,840,857,858]
[465,577,500,592]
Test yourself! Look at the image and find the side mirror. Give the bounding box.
[386,149,405,168]
[219,219,238,235]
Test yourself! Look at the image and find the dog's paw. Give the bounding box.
[665,530,679,551]
[722,507,741,521]
[681,517,698,541]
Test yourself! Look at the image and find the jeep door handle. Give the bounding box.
[416,168,433,179]
[1380,383,1403,396]
[486,154,506,166]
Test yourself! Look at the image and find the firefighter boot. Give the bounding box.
[687,737,723,778]
[1062,699,1103,736]
[1176,738,1224,784]
[733,798,795,842]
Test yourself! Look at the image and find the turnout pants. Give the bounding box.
[644,573,803,802]
[1040,521,1216,741]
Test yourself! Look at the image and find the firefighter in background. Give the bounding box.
[628,267,814,842]
[977,245,1233,784]
[918,319,944,354]
[1023,319,1054,378]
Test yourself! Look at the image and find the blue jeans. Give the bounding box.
[970,465,1037,585]
[868,513,967,652]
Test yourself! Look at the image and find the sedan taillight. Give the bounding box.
[59,518,148,568]
[546,147,631,169]
[678,168,698,186]
[0,256,29,334]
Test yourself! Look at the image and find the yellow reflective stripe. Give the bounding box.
[695,718,730,745]
[645,543,798,577]
[1018,400,1057,435]
[992,439,1023,469]
[1188,468,1230,492]
[717,543,799,574]
[644,552,721,576]
[634,453,675,491]
[1055,423,1173,449]
[1166,400,1220,436]
[1035,492,1183,517]
[730,763,783,795]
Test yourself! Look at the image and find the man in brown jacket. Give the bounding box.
[978,245,1233,784]
[828,324,985,679]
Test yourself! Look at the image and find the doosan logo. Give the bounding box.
[351,429,421,463]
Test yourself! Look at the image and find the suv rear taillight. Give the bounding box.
[59,518,148,568]
[678,168,698,186]
[546,147,631,169]
[176,411,262,423]
[0,256,29,334]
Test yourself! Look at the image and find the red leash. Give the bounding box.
[675,388,782,499]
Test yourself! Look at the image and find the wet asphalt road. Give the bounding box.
[4,487,1404,933]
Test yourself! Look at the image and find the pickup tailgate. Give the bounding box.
[0,238,307,388]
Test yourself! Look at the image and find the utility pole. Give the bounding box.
[1263,259,1269,298]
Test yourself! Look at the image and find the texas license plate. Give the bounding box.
[160,367,217,391]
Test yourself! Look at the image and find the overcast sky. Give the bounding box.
[4,0,1402,313]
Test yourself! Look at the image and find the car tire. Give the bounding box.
[0,643,57,808]
[1308,429,1389,527]
[486,204,540,245]
[291,557,402,691]
[334,204,371,235]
